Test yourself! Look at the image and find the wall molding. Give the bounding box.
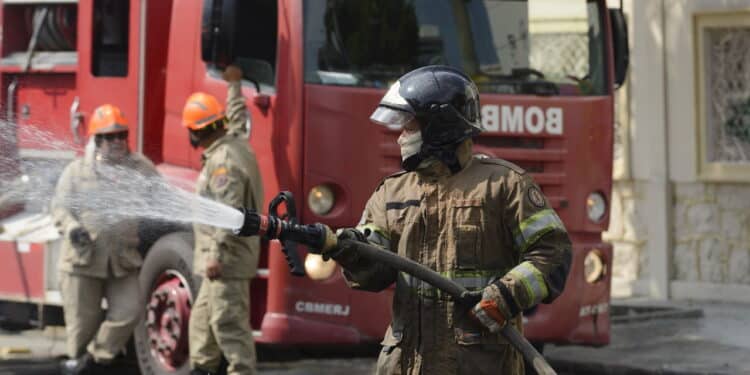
[671,281,750,303]
[612,278,650,298]
[614,278,750,303]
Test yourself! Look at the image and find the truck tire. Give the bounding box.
[134,232,200,375]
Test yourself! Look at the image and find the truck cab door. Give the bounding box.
[187,0,279,174]
[76,0,143,152]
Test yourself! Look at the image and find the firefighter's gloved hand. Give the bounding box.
[69,226,92,249]
[470,284,511,333]
[337,228,367,242]
[461,290,483,306]
[322,228,366,262]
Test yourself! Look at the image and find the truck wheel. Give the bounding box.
[134,232,200,375]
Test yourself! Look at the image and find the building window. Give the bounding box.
[91,0,129,77]
[695,11,750,181]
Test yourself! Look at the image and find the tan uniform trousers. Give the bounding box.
[59,272,142,362]
[189,279,256,375]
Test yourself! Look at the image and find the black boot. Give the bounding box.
[59,357,78,375]
[72,353,108,375]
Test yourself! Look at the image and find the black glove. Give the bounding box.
[453,289,484,329]
[69,226,92,248]
[460,290,484,307]
[338,228,367,242]
[322,228,366,262]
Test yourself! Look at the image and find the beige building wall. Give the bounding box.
[606,0,750,302]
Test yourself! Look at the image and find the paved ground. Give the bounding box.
[0,327,378,374]
[546,299,750,375]
[0,359,60,375]
[0,326,66,360]
[0,358,378,375]
[2,299,749,374]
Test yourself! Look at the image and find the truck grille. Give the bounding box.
[378,134,567,209]
[475,136,567,209]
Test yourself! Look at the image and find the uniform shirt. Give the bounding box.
[340,141,572,374]
[52,152,158,278]
[194,133,263,279]
[226,81,249,137]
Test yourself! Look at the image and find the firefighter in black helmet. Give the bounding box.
[326,66,572,374]
[370,65,482,172]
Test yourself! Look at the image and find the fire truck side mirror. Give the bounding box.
[201,0,239,69]
[609,8,629,89]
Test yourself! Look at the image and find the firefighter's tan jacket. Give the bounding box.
[51,152,158,278]
[194,132,263,280]
[226,81,248,137]
[340,141,572,375]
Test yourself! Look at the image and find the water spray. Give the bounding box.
[0,121,247,238]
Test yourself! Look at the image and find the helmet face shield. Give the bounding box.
[370,80,416,130]
[379,65,483,174]
[370,106,415,130]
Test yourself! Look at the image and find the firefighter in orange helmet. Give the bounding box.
[51,104,159,374]
[183,92,226,148]
[88,104,130,161]
[186,66,264,375]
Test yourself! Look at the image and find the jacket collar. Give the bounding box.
[416,139,474,180]
[201,133,233,165]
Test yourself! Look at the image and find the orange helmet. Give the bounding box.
[88,104,129,135]
[182,92,225,130]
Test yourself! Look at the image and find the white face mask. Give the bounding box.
[397,131,422,162]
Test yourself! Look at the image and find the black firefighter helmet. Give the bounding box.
[370,65,482,172]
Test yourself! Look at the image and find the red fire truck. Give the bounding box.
[0,0,628,373]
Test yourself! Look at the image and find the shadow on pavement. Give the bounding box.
[0,358,140,375]
[0,359,60,375]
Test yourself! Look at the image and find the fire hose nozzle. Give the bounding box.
[233,207,261,237]
[232,203,336,278]
[233,206,338,253]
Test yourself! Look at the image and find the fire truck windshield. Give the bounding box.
[303,0,607,96]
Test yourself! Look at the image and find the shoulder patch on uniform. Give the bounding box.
[385,170,409,179]
[211,167,229,189]
[479,158,526,174]
[212,166,227,177]
[527,186,547,208]
[375,170,409,189]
